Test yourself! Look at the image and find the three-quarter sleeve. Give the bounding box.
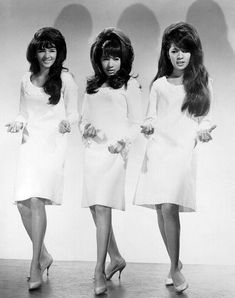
[15,80,28,126]
[197,78,214,131]
[62,72,79,125]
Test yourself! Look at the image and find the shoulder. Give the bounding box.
[21,72,31,83]
[127,77,141,90]
[61,70,75,82]
[20,72,31,90]
[151,76,166,90]
[61,70,78,89]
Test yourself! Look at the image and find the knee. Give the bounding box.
[161,204,179,218]
[95,205,111,218]
[17,202,25,213]
[30,197,45,210]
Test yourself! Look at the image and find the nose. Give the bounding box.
[44,50,50,58]
[177,51,183,59]
[107,58,114,67]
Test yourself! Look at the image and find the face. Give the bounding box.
[101,55,121,77]
[168,44,191,73]
[36,47,57,70]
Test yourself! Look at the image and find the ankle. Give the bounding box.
[95,265,105,276]
[110,256,125,264]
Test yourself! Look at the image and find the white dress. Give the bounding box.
[134,76,213,212]
[80,78,143,210]
[14,71,78,205]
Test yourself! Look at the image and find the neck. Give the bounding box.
[38,67,50,77]
[171,69,184,78]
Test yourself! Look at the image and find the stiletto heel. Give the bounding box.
[41,255,53,277]
[106,259,126,280]
[118,266,125,279]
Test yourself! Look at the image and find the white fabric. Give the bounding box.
[134,76,213,212]
[14,71,78,204]
[80,78,143,210]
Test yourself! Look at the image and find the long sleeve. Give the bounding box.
[197,79,214,131]
[79,93,90,135]
[123,78,144,142]
[62,72,79,125]
[15,80,28,126]
[144,82,158,125]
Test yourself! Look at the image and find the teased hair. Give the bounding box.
[87,27,134,94]
[26,27,67,105]
[152,22,210,117]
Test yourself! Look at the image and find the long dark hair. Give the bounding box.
[26,27,67,105]
[87,27,134,94]
[153,22,210,117]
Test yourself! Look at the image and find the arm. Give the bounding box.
[108,79,144,155]
[197,79,216,142]
[140,82,158,136]
[6,80,28,133]
[59,72,79,133]
[79,93,97,139]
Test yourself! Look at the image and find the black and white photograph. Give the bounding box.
[0,0,235,297]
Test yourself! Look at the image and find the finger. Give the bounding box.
[5,123,11,127]
[108,146,114,153]
[208,125,217,133]
[85,123,91,130]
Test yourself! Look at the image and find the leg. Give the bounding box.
[93,205,111,276]
[29,197,47,282]
[161,203,187,291]
[17,200,50,261]
[90,207,125,279]
[90,207,124,261]
[156,205,182,282]
[91,205,111,294]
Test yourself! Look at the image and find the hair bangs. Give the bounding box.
[35,40,56,51]
[101,39,121,58]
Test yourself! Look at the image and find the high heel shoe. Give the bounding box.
[94,274,107,295]
[165,261,183,286]
[41,255,53,276]
[174,281,189,293]
[28,268,42,291]
[106,259,126,280]
[28,279,42,291]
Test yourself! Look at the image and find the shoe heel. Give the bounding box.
[118,267,124,279]
[46,264,51,276]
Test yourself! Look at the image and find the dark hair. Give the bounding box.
[153,22,210,117]
[86,27,134,94]
[26,27,67,105]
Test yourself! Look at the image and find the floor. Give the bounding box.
[0,260,234,298]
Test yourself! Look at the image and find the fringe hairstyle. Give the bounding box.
[152,22,210,117]
[87,27,134,94]
[26,27,67,105]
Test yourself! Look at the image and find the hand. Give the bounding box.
[108,140,126,154]
[83,123,97,138]
[5,121,23,133]
[59,120,71,134]
[140,124,154,135]
[197,125,216,143]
